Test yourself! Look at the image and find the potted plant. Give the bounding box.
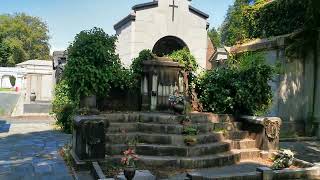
[184,136,197,146]
[169,93,185,114]
[121,148,139,180]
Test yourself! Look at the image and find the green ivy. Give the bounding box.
[220,0,317,46]
[52,80,75,133]
[198,52,274,115]
[168,48,198,72]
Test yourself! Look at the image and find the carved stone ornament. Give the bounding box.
[264,119,281,140]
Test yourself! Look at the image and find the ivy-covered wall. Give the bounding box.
[231,31,320,137]
[221,0,319,46]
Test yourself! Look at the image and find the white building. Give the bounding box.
[16,60,54,101]
[114,0,211,69]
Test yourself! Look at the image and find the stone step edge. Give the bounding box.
[106,151,238,161]
[105,141,230,148]
[187,171,261,180]
[105,131,248,137]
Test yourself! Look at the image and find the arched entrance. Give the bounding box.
[152,36,188,56]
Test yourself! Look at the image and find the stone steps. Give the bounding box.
[100,113,235,124]
[226,139,257,149]
[107,122,243,134]
[231,149,261,160]
[105,132,228,145]
[106,142,231,156]
[107,151,240,169]
[102,112,260,170]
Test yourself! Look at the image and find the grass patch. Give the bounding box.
[0,107,5,116]
[0,88,13,92]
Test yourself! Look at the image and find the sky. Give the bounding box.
[0,0,234,53]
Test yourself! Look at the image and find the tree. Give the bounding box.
[208,27,222,48]
[0,13,50,66]
[220,0,251,46]
[64,27,123,101]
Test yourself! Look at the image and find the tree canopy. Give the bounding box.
[208,27,222,48]
[0,13,50,66]
[220,0,319,46]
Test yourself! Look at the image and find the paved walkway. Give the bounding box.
[0,117,73,180]
[280,141,320,164]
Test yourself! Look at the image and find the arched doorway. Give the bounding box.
[152,36,188,56]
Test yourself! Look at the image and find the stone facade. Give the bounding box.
[16,60,54,102]
[114,0,210,69]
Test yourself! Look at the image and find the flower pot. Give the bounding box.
[173,103,184,114]
[124,167,136,180]
[80,95,96,108]
[30,92,36,102]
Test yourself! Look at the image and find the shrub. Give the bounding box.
[169,48,198,72]
[9,76,16,87]
[182,126,199,136]
[52,80,75,133]
[198,52,274,115]
[131,49,153,76]
[64,27,122,100]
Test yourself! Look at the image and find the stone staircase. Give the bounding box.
[103,112,261,169]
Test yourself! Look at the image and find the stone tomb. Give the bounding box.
[141,57,184,111]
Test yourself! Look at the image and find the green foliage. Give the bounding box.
[169,48,198,72]
[64,27,124,100]
[198,52,274,115]
[220,0,318,46]
[0,13,50,66]
[271,149,294,170]
[130,49,154,89]
[9,76,16,87]
[208,27,222,48]
[131,49,153,76]
[52,80,75,133]
[182,126,199,136]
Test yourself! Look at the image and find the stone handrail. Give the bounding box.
[239,116,282,151]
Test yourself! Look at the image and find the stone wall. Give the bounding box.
[97,89,140,111]
[0,92,20,116]
[231,32,320,137]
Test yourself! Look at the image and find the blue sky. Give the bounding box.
[0,0,234,53]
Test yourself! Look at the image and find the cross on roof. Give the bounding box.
[169,0,178,21]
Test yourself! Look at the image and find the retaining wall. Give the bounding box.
[231,31,320,136]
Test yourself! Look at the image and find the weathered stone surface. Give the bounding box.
[0,119,72,179]
[117,170,156,180]
[73,116,106,160]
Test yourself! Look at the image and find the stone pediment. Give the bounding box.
[114,0,209,30]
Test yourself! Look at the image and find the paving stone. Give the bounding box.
[117,170,156,180]
[0,165,11,174]
[0,119,72,179]
[34,164,52,174]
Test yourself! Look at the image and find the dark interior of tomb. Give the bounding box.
[152,36,188,57]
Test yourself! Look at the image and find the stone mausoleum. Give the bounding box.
[114,0,211,69]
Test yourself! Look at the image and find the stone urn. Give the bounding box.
[80,95,96,109]
[30,92,36,102]
[124,167,136,180]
